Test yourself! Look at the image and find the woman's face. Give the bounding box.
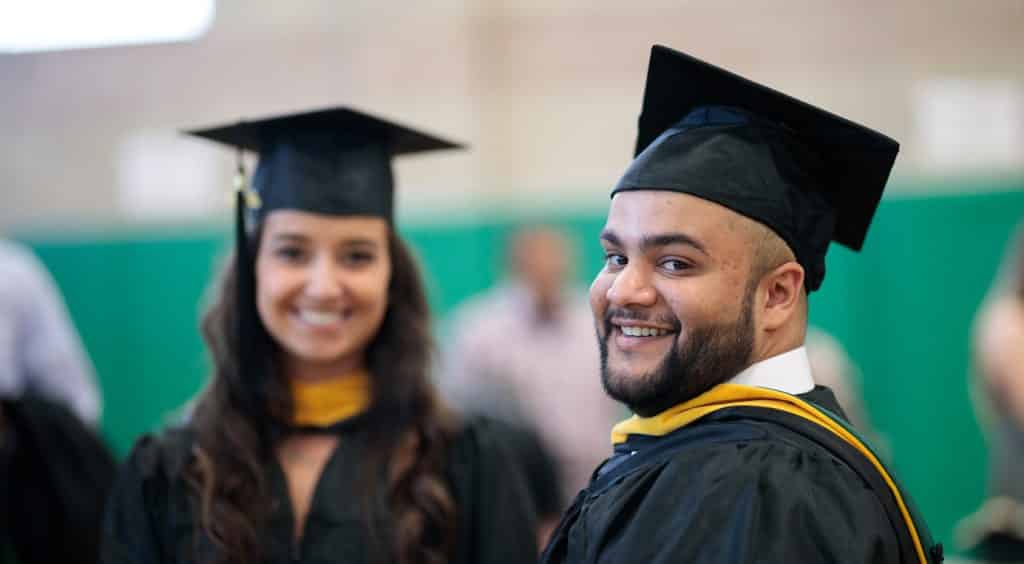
[256,210,391,377]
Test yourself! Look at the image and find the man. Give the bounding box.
[540,46,941,564]
[443,226,621,546]
[953,222,1024,562]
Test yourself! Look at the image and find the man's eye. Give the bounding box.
[660,259,691,272]
[605,254,627,268]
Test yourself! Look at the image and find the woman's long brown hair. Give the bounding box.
[186,227,457,563]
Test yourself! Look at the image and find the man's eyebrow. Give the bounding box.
[601,229,709,256]
[599,230,622,246]
[641,233,709,256]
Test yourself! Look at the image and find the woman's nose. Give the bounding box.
[304,256,344,300]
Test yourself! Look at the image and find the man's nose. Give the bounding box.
[606,263,657,308]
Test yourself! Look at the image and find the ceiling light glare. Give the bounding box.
[0,0,216,54]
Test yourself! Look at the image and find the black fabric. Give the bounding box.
[485,419,565,518]
[613,46,900,291]
[101,416,538,564]
[252,140,395,221]
[963,532,1024,562]
[187,106,462,221]
[615,107,836,290]
[540,387,937,564]
[279,410,370,437]
[0,397,117,564]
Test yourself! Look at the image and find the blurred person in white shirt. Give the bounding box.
[0,239,100,426]
[442,226,622,544]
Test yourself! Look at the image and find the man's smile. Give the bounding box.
[609,319,677,352]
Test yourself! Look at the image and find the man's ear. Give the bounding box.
[759,261,805,331]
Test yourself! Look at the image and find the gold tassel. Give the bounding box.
[232,149,261,210]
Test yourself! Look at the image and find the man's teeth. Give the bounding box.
[298,310,342,326]
[620,326,670,337]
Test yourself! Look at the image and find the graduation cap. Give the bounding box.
[188,106,463,221]
[185,107,462,422]
[612,45,900,291]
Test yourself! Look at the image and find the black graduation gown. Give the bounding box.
[1,397,117,564]
[101,416,537,564]
[540,387,939,564]
[483,419,564,519]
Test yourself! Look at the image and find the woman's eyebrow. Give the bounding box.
[268,232,308,243]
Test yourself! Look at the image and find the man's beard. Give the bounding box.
[599,287,756,417]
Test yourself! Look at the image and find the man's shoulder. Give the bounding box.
[678,407,869,475]
[579,418,902,564]
[614,412,874,499]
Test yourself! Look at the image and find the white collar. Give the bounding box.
[727,346,815,395]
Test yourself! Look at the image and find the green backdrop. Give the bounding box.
[16,181,1024,552]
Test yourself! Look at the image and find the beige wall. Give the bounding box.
[2,0,1022,229]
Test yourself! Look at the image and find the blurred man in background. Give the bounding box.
[442,226,622,545]
[954,223,1024,562]
[0,238,101,426]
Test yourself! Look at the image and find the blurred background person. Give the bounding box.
[0,232,113,562]
[442,226,621,543]
[806,326,890,458]
[0,238,101,426]
[954,222,1024,562]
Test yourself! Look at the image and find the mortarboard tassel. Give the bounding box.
[233,151,262,420]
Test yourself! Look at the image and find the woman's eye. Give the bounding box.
[605,254,627,268]
[341,250,375,266]
[274,246,306,262]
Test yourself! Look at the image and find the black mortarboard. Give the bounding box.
[612,45,900,291]
[185,107,461,425]
[188,106,462,221]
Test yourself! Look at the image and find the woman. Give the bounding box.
[101,108,537,564]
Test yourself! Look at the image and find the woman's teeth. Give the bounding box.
[298,309,343,327]
[620,326,670,337]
